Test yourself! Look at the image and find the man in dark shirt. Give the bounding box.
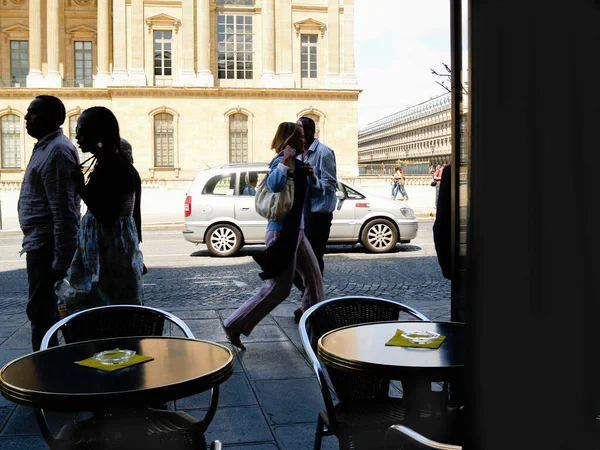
[433,164,452,280]
[19,95,80,350]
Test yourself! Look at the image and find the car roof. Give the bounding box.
[210,162,270,169]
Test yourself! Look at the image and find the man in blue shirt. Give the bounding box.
[19,95,80,350]
[293,116,337,322]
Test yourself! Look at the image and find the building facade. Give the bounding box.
[0,0,359,188]
[357,93,452,175]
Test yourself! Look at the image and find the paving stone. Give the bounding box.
[176,373,257,409]
[188,405,273,445]
[220,309,277,325]
[0,328,31,350]
[273,423,338,450]
[169,309,219,320]
[238,342,313,381]
[254,378,324,425]
[0,407,12,432]
[0,348,29,368]
[185,319,228,342]
[0,436,47,449]
[235,325,288,344]
[223,444,278,450]
[1,405,76,436]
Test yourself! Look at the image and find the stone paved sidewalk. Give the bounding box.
[0,299,450,449]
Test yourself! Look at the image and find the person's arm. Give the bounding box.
[434,169,443,181]
[266,156,290,193]
[41,146,80,278]
[311,149,335,198]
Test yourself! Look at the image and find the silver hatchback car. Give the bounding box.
[183,163,418,256]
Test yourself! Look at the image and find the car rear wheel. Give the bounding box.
[206,224,243,257]
[361,219,398,253]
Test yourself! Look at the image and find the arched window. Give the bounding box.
[1,114,21,168]
[229,113,248,163]
[154,113,175,167]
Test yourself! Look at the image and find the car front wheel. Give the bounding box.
[206,224,243,257]
[361,219,398,253]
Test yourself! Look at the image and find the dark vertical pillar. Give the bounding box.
[467,1,599,448]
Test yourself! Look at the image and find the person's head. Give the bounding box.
[271,122,305,155]
[25,95,66,139]
[297,117,316,147]
[76,106,120,156]
[119,138,133,163]
[394,166,400,172]
[249,172,258,186]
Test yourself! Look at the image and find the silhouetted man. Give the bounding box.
[293,117,337,322]
[19,95,80,350]
[433,164,452,279]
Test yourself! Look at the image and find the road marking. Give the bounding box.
[143,283,156,286]
[232,280,247,287]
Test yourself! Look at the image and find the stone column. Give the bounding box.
[278,0,294,87]
[45,0,62,87]
[111,0,128,85]
[95,0,111,87]
[196,0,213,86]
[178,0,197,85]
[129,0,147,85]
[26,0,43,87]
[260,0,277,86]
[325,0,340,86]
[342,0,357,85]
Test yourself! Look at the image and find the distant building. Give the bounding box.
[358,93,452,175]
[0,0,359,190]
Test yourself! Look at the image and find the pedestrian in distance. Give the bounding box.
[223,122,325,349]
[433,164,452,280]
[19,95,81,351]
[433,164,443,208]
[56,107,145,314]
[391,166,401,199]
[292,116,337,323]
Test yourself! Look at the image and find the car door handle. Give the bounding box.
[241,207,250,210]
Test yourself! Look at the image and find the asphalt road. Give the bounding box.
[0,222,450,319]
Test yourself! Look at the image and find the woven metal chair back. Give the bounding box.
[308,296,429,402]
[61,307,165,343]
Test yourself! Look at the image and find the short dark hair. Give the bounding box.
[35,95,66,127]
[299,116,316,135]
[81,106,121,151]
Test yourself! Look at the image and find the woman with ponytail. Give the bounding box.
[58,106,144,313]
[223,122,325,350]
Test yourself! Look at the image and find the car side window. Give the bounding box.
[202,173,237,196]
[240,171,267,196]
[343,184,365,200]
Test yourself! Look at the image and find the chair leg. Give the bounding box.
[314,415,324,450]
[35,408,55,448]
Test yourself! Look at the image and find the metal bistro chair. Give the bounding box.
[299,296,431,450]
[384,424,462,450]
[38,304,221,450]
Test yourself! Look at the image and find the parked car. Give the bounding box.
[183,163,418,257]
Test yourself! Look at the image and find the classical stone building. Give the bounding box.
[357,93,452,175]
[0,0,359,188]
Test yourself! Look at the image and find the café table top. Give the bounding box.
[318,321,464,380]
[0,336,234,411]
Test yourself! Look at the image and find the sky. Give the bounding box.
[354,0,452,129]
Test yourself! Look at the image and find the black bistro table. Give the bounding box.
[318,321,464,421]
[0,336,234,411]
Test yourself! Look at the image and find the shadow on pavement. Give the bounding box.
[190,243,422,258]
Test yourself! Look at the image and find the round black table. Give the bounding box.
[0,336,234,411]
[319,321,464,421]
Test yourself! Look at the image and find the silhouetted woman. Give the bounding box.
[60,106,144,312]
[223,122,325,349]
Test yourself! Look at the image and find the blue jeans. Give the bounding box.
[391,182,400,198]
[398,184,408,199]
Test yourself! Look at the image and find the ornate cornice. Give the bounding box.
[0,87,359,101]
[145,13,181,34]
[293,18,327,38]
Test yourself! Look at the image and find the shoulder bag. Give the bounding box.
[255,158,295,221]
